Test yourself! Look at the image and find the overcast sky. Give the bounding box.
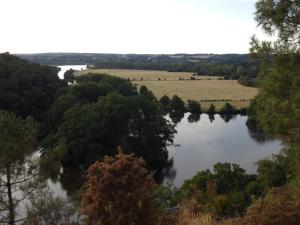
[0,0,271,54]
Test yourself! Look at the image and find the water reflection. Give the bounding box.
[207,114,214,123]
[188,113,200,123]
[155,158,176,184]
[246,119,275,144]
[220,114,236,123]
[48,113,282,195]
[169,111,184,124]
[164,113,282,186]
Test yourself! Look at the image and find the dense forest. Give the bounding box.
[16,53,259,86]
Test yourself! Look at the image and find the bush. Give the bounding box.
[187,100,201,113]
[243,187,300,225]
[81,149,159,225]
[155,184,181,208]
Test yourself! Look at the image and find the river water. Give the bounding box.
[57,65,87,79]
[47,113,281,198]
[163,113,281,186]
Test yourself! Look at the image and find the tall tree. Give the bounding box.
[251,0,300,138]
[251,0,300,185]
[0,110,38,225]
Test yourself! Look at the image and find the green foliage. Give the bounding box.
[139,85,156,101]
[46,77,175,169]
[245,180,266,198]
[0,110,40,224]
[179,162,256,217]
[56,93,131,164]
[76,73,136,95]
[43,73,137,145]
[256,146,300,187]
[220,102,236,114]
[159,95,171,109]
[0,53,66,121]
[154,184,181,208]
[63,69,75,83]
[0,110,38,165]
[169,95,185,112]
[211,191,247,217]
[250,0,300,137]
[181,162,255,195]
[255,0,300,43]
[187,100,201,114]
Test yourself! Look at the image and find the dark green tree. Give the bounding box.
[220,102,236,114]
[63,69,75,83]
[0,53,66,121]
[54,92,175,169]
[187,100,201,113]
[159,95,171,108]
[255,0,300,44]
[169,95,185,112]
[250,0,300,137]
[207,104,216,115]
[139,85,156,101]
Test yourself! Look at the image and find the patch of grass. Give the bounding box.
[133,80,257,109]
[200,100,251,110]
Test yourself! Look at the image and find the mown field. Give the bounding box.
[76,69,258,109]
[76,69,222,80]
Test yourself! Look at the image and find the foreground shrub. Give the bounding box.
[243,186,300,225]
[81,149,159,225]
[177,208,241,225]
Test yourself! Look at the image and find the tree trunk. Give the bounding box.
[6,166,15,225]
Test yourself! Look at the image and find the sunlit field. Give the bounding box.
[77,69,258,109]
[76,68,222,80]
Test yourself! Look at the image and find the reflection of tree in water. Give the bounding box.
[220,114,236,123]
[58,157,176,197]
[208,114,215,123]
[246,119,275,144]
[188,113,200,123]
[154,157,176,184]
[169,111,184,124]
[59,165,84,197]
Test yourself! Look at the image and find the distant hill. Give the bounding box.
[15,53,259,87]
[16,53,250,65]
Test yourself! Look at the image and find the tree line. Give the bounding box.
[17,52,260,87]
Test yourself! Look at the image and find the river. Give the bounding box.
[163,113,281,186]
[57,65,87,79]
[46,113,281,199]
